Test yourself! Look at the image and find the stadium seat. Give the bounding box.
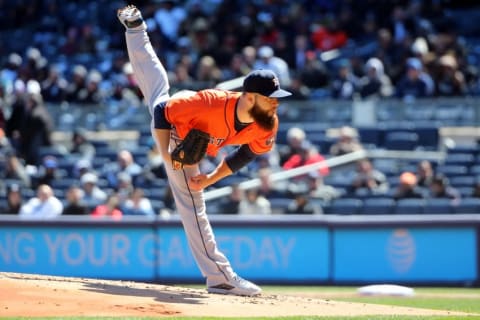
[326,198,363,215]
[394,198,425,214]
[447,145,478,156]
[444,153,475,167]
[361,197,396,215]
[414,126,439,150]
[269,198,293,214]
[435,164,469,177]
[357,127,384,148]
[453,198,480,214]
[384,131,419,151]
[449,176,476,188]
[469,165,480,175]
[422,198,453,214]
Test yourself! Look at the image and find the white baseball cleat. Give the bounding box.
[117,5,146,30]
[207,275,262,296]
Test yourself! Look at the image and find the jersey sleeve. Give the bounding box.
[164,90,220,137]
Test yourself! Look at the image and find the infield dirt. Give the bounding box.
[0,272,473,317]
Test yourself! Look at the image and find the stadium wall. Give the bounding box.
[0,215,478,286]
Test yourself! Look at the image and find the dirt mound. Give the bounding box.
[0,272,469,317]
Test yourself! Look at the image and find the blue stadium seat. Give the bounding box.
[361,197,396,215]
[435,164,469,177]
[423,198,453,214]
[449,176,476,188]
[470,165,480,175]
[453,198,480,214]
[447,145,478,156]
[457,186,474,197]
[384,131,419,151]
[326,198,363,215]
[444,153,475,167]
[357,127,384,148]
[414,126,439,150]
[394,198,425,214]
[269,198,293,214]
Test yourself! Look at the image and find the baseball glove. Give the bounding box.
[171,128,210,170]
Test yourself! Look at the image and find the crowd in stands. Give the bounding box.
[1,1,480,218]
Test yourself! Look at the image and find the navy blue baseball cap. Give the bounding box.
[243,69,292,98]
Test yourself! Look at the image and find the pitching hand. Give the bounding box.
[188,174,210,191]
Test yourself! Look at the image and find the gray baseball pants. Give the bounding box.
[124,28,235,285]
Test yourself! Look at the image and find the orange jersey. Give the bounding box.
[164,89,278,157]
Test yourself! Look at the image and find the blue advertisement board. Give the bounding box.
[0,227,155,280]
[0,225,330,282]
[156,227,330,281]
[333,227,477,282]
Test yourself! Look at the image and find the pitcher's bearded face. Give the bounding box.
[250,95,278,131]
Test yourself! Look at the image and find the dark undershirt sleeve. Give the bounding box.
[225,144,257,172]
[153,102,172,129]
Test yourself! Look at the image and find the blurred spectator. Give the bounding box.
[116,172,135,203]
[392,171,426,200]
[241,46,257,71]
[122,187,155,217]
[0,183,23,214]
[428,174,461,204]
[416,160,435,189]
[195,55,222,88]
[19,184,63,219]
[256,167,288,199]
[41,64,68,103]
[238,188,272,215]
[80,69,104,105]
[349,159,389,195]
[69,127,95,161]
[278,127,307,166]
[1,150,31,188]
[91,193,123,220]
[142,141,167,184]
[5,80,54,165]
[282,140,330,179]
[305,171,342,204]
[331,59,360,100]
[101,149,143,189]
[253,45,291,87]
[310,16,348,51]
[329,126,364,157]
[359,57,394,98]
[297,50,330,90]
[66,65,88,103]
[284,76,311,100]
[285,192,322,215]
[153,0,187,46]
[216,183,244,214]
[80,172,107,210]
[73,158,93,179]
[62,185,89,215]
[0,53,22,95]
[433,54,467,97]
[188,17,217,58]
[35,155,62,188]
[395,57,434,99]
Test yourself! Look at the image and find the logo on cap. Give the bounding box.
[243,69,292,98]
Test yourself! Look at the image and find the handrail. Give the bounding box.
[204,149,446,201]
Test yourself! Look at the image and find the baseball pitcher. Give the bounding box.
[117,5,291,296]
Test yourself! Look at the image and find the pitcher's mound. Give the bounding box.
[0,272,466,317]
